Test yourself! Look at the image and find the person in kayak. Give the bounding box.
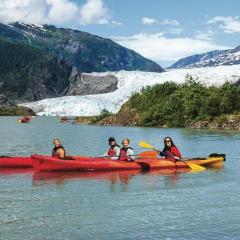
[103,137,121,160]
[52,139,65,159]
[119,138,134,161]
[158,137,182,161]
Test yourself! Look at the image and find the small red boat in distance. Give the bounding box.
[18,116,32,123]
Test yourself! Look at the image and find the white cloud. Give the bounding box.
[142,17,158,25]
[0,0,118,26]
[208,16,240,33]
[79,0,109,26]
[113,32,229,62]
[47,0,79,24]
[166,28,184,35]
[142,17,180,26]
[0,0,47,24]
[161,19,179,26]
[195,30,215,41]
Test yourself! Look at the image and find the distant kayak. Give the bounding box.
[0,156,32,168]
[18,116,31,123]
[31,154,225,171]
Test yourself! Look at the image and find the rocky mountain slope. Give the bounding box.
[0,22,163,73]
[0,38,118,102]
[170,50,227,68]
[170,45,240,68]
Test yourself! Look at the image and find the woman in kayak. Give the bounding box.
[52,139,65,159]
[159,137,181,161]
[103,137,121,160]
[119,138,134,161]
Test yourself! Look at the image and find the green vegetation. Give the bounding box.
[128,75,240,127]
[92,109,112,123]
[0,106,36,116]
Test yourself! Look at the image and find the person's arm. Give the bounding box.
[171,146,181,159]
[159,150,166,157]
[59,149,65,159]
[115,146,121,157]
[101,151,109,157]
[110,146,121,160]
[127,148,134,160]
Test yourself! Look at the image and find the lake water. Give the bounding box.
[0,117,240,240]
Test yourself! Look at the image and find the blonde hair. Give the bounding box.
[122,138,130,144]
[53,139,61,144]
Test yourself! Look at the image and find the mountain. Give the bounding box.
[0,38,119,102]
[170,45,240,69]
[170,50,227,68]
[188,46,240,68]
[0,38,72,101]
[0,22,163,73]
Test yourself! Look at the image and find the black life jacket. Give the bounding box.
[52,145,65,158]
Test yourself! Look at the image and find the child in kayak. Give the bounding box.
[103,137,121,160]
[159,137,181,161]
[119,138,134,161]
[52,139,66,159]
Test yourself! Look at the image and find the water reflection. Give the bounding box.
[31,168,194,190]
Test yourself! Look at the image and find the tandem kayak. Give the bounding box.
[31,154,225,171]
[0,156,32,168]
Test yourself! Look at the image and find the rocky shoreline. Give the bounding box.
[0,95,35,116]
[187,115,240,130]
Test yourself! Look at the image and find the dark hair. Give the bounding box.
[163,137,175,150]
[108,137,116,143]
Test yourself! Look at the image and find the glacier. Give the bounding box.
[20,65,240,116]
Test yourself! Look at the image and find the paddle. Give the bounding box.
[138,141,206,171]
[138,150,158,158]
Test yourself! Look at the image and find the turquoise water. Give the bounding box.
[0,117,240,240]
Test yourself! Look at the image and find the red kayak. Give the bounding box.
[0,156,32,168]
[31,154,225,171]
[18,116,31,123]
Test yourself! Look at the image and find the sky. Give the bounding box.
[0,0,240,67]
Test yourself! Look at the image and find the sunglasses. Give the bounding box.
[165,140,171,143]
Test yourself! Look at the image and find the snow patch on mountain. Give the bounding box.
[171,45,240,68]
[20,65,240,116]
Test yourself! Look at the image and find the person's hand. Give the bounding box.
[154,149,161,154]
[174,156,181,160]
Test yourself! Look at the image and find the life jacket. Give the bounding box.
[163,146,181,161]
[108,145,120,156]
[119,147,133,161]
[52,145,65,158]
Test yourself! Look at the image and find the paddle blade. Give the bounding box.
[138,151,158,158]
[186,162,206,171]
[138,141,154,149]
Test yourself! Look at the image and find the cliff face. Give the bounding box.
[0,39,120,102]
[0,39,73,101]
[67,71,118,96]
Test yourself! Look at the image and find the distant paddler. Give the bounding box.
[157,137,182,161]
[119,138,134,161]
[52,139,66,159]
[103,137,121,160]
